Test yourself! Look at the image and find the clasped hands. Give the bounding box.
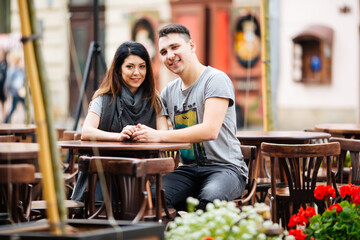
[121,124,159,142]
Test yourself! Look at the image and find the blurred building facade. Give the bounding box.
[3,0,360,130]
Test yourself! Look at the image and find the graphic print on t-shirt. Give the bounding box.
[174,108,206,164]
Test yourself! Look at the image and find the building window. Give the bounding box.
[292,25,333,84]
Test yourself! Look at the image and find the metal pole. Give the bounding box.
[72,42,94,130]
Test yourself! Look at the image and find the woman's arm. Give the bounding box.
[81,112,133,141]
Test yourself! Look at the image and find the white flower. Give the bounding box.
[285,235,296,240]
[262,220,273,228]
[168,222,177,229]
[257,233,266,239]
[186,197,199,206]
[206,202,215,211]
[165,197,286,240]
[207,221,216,229]
[241,233,254,239]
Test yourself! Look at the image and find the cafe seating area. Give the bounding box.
[1,122,360,238]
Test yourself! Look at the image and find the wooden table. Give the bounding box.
[314,123,360,139]
[0,142,39,165]
[0,123,37,142]
[236,131,331,179]
[58,140,191,155]
[58,140,192,170]
[58,140,191,220]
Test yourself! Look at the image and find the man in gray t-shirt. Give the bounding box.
[132,24,248,210]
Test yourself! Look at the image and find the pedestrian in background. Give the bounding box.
[0,47,7,122]
[4,51,25,123]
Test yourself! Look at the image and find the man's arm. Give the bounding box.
[156,115,169,130]
[131,97,229,143]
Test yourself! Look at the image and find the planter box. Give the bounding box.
[0,219,165,240]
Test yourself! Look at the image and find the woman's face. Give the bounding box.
[121,55,146,95]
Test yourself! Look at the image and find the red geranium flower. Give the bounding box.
[288,206,316,228]
[288,214,299,228]
[289,229,307,240]
[328,203,342,213]
[340,184,355,198]
[304,206,316,218]
[353,193,360,205]
[351,186,360,199]
[201,237,215,240]
[314,185,335,200]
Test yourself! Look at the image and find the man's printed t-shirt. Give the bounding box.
[160,66,248,178]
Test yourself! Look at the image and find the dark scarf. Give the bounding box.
[98,85,156,132]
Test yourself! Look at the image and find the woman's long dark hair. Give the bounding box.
[93,41,161,113]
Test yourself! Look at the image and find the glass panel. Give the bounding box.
[73,27,86,73]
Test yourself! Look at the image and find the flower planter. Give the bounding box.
[0,219,165,240]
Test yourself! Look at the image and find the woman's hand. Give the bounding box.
[131,124,162,142]
[119,125,137,141]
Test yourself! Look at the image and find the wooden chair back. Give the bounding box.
[0,164,35,223]
[62,130,78,140]
[261,142,340,224]
[79,156,148,223]
[330,137,360,185]
[159,150,180,168]
[79,156,175,222]
[233,145,258,206]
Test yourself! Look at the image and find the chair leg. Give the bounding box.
[277,199,290,229]
[161,189,175,220]
[269,194,277,223]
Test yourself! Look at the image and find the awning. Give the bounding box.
[293,25,334,44]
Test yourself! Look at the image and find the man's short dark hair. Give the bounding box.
[158,24,191,40]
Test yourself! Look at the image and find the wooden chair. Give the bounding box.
[159,150,181,168]
[30,199,84,220]
[330,137,360,185]
[31,176,84,219]
[79,156,148,223]
[261,142,340,228]
[303,128,329,143]
[232,145,258,206]
[0,164,35,223]
[56,130,81,197]
[62,130,81,173]
[31,130,79,200]
[79,156,175,223]
[329,137,360,203]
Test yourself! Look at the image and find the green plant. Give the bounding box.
[165,197,288,240]
[287,184,360,240]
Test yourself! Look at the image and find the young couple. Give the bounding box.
[81,24,248,210]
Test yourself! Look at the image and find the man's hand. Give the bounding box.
[131,124,162,142]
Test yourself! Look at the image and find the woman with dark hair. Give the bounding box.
[73,41,165,202]
[81,41,166,141]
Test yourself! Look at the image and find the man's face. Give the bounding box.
[158,33,194,75]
